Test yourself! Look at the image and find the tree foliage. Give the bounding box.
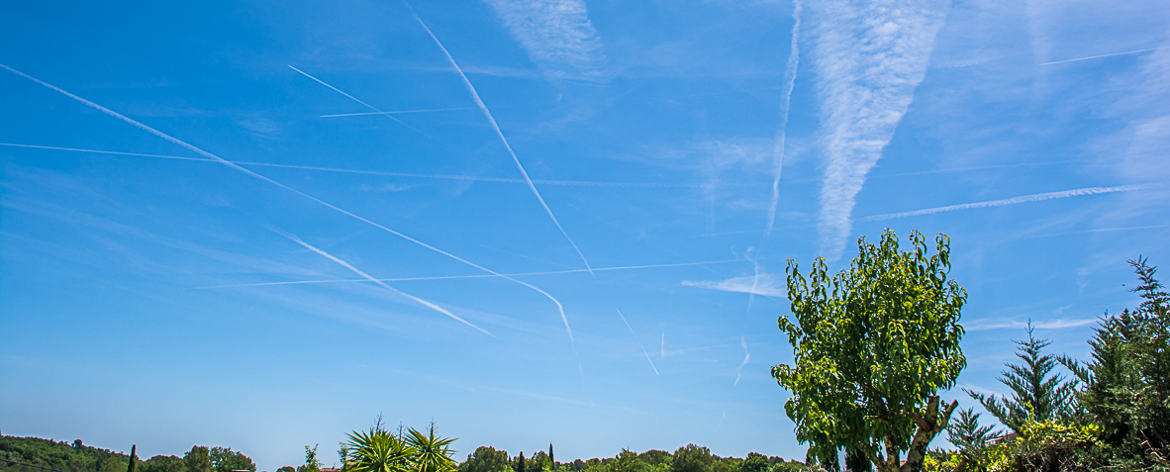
[964,324,1077,435]
[343,427,412,472]
[1059,256,1170,469]
[459,447,509,472]
[772,230,967,472]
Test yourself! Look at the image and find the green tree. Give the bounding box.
[964,323,1077,435]
[636,451,670,468]
[515,453,525,472]
[459,447,509,472]
[739,453,769,472]
[344,427,412,472]
[945,408,996,452]
[277,467,296,472]
[1060,257,1170,468]
[127,445,137,472]
[671,444,713,472]
[141,455,185,472]
[210,447,255,472]
[184,447,212,472]
[547,445,554,471]
[608,450,643,472]
[101,457,127,472]
[772,230,967,472]
[300,445,323,472]
[405,426,457,472]
[842,449,868,472]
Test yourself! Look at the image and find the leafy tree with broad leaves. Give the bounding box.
[210,447,256,472]
[739,453,769,472]
[772,230,967,472]
[277,467,296,472]
[184,447,213,472]
[405,425,457,472]
[963,323,1077,435]
[459,447,509,472]
[671,444,713,472]
[343,426,413,472]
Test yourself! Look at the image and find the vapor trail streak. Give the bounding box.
[860,183,1160,221]
[287,65,416,131]
[406,5,594,275]
[0,142,717,188]
[764,0,802,238]
[734,336,750,386]
[196,259,739,289]
[279,231,491,335]
[746,248,761,311]
[0,63,575,345]
[320,107,474,118]
[1040,47,1159,66]
[616,309,660,375]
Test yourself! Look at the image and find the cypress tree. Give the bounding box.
[548,445,554,470]
[127,445,137,472]
[518,452,525,472]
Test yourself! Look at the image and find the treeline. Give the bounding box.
[0,437,255,472]
[458,444,810,472]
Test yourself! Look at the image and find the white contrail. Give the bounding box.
[859,183,1159,221]
[406,5,594,275]
[616,309,660,375]
[277,230,491,336]
[734,336,751,386]
[287,65,417,131]
[0,63,577,346]
[1040,47,1159,66]
[0,142,716,188]
[196,259,739,289]
[319,107,474,118]
[764,0,802,238]
[745,247,761,311]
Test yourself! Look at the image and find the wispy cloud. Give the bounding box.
[616,309,660,375]
[483,0,608,82]
[0,142,714,189]
[733,336,751,386]
[764,0,802,238]
[407,5,595,275]
[0,64,578,348]
[859,183,1161,221]
[965,317,1098,331]
[197,258,738,289]
[1039,46,1161,66]
[745,248,761,310]
[682,273,786,298]
[807,1,950,260]
[276,230,492,335]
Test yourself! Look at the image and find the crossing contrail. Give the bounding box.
[406,4,594,275]
[0,142,719,188]
[859,183,1160,221]
[764,0,802,238]
[319,107,474,118]
[287,65,419,132]
[195,259,739,289]
[278,230,491,335]
[0,63,576,347]
[616,309,660,375]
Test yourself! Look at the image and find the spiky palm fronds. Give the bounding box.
[345,427,415,472]
[405,425,457,472]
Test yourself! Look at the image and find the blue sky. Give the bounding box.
[1,0,1168,469]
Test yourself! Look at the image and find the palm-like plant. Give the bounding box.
[405,425,457,472]
[344,425,415,472]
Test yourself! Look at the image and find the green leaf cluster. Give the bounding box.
[772,230,967,471]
